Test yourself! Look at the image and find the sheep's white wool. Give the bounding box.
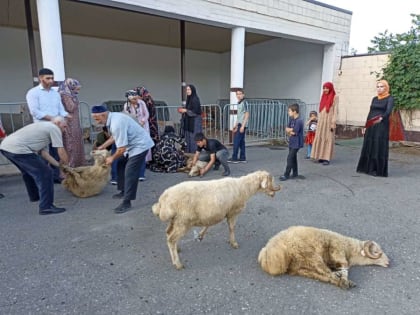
[152,170,281,269]
[61,150,111,198]
[258,226,390,289]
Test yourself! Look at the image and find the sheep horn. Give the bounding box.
[363,241,382,259]
[268,176,282,191]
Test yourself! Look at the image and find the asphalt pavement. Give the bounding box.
[0,140,419,315]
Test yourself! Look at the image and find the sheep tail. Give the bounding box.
[152,202,174,221]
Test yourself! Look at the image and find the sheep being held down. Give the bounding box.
[258,226,389,289]
[152,170,281,269]
[61,149,111,198]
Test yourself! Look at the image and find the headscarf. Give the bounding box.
[58,78,81,97]
[319,82,336,113]
[186,84,201,113]
[377,80,390,100]
[136,85,159,142]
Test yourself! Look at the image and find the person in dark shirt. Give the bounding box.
[193,132,230,177]
[280,103,304,181]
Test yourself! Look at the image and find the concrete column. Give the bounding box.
[230,27,245,104]
[36,0,65,81]
[229,27,245,135]
[320,43,335,88]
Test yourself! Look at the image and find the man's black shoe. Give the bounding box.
[279,175,289,181]
[39,205,66,215]
[114,201,131,214]
[222,170,231,176]
[53,179,63,184]
[213,164,220,171]
[112,192,124,199]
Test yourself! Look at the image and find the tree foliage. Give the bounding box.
[368,14,420,110]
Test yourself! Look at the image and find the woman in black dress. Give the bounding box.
[356,80,394,177]
[179,84,202,153]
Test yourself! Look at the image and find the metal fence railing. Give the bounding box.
[0,100,317,166]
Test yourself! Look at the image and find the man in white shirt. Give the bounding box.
[26,68,70,183]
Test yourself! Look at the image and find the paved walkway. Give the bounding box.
[0,141,419,314]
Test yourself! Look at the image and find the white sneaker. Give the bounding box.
[110,180,117,185]
[138,177,146,182]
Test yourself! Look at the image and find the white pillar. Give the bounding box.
[36,0,65,81]
[230,27,245,104]
[229,27,245,131]
[320,43,335,89]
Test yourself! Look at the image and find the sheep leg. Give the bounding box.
[226,215,239,249]
[198,227,209,241]
[295,264,355,289]
[166,223,189,270]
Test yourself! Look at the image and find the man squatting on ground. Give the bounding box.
[193,132,231,177]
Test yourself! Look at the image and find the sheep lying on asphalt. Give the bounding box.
[152,170,281,269]
[61,149,111,198]
[258,226,389,289]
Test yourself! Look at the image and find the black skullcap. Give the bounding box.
[38,68,54,76]
[91,105,108,114]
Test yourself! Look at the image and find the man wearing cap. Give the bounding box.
[26,68,70,183]
[91,105,154,213]
[0,117,69,215]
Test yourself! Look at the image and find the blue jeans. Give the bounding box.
[1,150,54,210]
[116,150,147,202]
[307,144,312,157]
[231,124,246,160]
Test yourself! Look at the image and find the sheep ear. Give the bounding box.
[261,177,268,189]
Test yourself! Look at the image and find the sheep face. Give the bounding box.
[258,171,281,197]
[358,240,389,267]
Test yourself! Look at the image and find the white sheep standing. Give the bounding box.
[61,149,111,198]
[152,170,281,269]
[258,226,389,289]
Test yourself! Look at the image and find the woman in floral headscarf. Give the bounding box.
[136,86,159,143]
[310,82,339,165]
[58,78,85,167]
[356,80,394,177]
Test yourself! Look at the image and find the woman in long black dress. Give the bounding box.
[179,84,202,153]
[356,80,394,177]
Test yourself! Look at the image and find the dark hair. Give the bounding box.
[194,132,206,141]
[164,126,175,134]
[236,88,245,94]
[309,110,318,117]
[288,103,299,114]
[38,68,54,76]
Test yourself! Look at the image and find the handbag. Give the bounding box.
[365,115,382,129]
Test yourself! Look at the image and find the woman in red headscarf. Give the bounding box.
[356,80,394,177]
[310,82,339,165]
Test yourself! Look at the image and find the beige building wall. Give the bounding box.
[334,53,389,126]
[335,53,420,135]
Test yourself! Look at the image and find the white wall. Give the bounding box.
[220,38,323,104]
[0,27,222,106]
[1,26,324,107]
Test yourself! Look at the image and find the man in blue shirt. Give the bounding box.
[26,68,69,183]
[280,103,304,181]
[91,105,154,213]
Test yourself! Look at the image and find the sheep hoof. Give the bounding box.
[230,242,239,249]
[338,279,356,289]
[175,263,184,270]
